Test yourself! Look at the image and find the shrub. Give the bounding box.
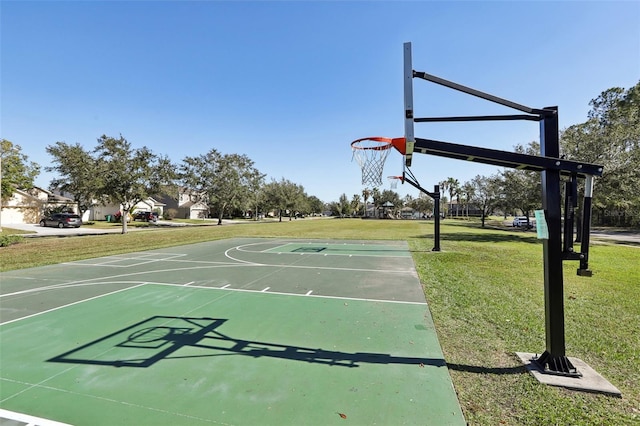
[0,235,24,247]
[164,208,178,220]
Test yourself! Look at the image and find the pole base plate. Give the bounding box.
[515,352,621,396]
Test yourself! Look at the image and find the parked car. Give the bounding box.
[513,216,535,228]
[39,213,82,228]
[133,211,159,222]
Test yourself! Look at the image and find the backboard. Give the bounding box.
[403,42,415,168]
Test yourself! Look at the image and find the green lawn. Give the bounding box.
[1,218,638,425]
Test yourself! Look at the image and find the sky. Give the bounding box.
[2,1,639,204]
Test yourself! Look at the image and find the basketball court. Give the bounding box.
[0,238,465,425]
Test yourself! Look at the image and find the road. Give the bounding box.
[3,222,639,245]
[2,221,184,237]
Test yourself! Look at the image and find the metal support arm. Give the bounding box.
[411,138,603,178]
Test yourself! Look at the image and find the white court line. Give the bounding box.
[260,242,292,253]
[0,263,253,299]
[231,241,410,259]
[65,253,189,268]
[226,243,416,275]
[183,281,195,286]
[0,284,146,327]
[151,282,427,306]
[221,284,231,289]
[306,290,313,296]
[261,287,270,292]
[0,379,230,426]
[0,409,72,426]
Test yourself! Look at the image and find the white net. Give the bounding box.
[388,176,399,189]
[351,138,392,188]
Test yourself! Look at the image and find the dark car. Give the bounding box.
[40,213,83,228]
[133,211,158,222]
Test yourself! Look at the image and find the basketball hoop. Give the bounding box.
[351,137,393,188]
[387,175,403,190]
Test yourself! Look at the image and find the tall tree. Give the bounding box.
[1,139,40,231]
[261,178,304,221]
[246,168,266,220]
[180,149,262,225]
[1,139,40,201]
[305,195,324,216]
[94,135,175,233]
[350,194,361,217]
[409,193,435,218]
[561,82,640,226]
[441,177,460,217]
[470,174,502,227]
[281,180,306,220]
[337,193,350,218]
[379,189,402,217]
[500,142,541,224]
[46,142,100,218]
[459,182,475,218]
[371,187,382,216]
[262,179,285,221]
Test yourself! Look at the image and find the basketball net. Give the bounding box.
[351,137,393,188]
[388,176,400,189]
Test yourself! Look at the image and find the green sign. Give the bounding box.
[534,209,549,239]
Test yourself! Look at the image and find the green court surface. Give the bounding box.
[0,238,465,425]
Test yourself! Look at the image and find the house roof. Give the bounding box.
[26,187,75,203]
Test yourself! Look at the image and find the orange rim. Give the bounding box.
[350,137,407,154]
[351,137,394,151]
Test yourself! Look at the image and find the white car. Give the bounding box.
[513,216,533,228]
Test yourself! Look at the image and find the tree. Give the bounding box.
[371,187,382,216]
[350,194,361,217]
[94,135,175,233]
[500,169,540,223]
[261,178,305,221]
[246,168,266,220]
[1,139,40,201]
[470,174,502,227]
[561,82,640,226]
[1,139,40,231]
[441,177,460,217]
[409,193,434,218]
[180,149,263,225]
[46,142,100,218]
[337,193,350,218]
[362,188,371,217]
[280,179,306,221]
[459,182,475,219]
[262,179,285,221]
[305,195,324,216]
[378,189,402,217]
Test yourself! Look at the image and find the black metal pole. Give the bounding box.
[541,107,565,357]
[563,177,576,254]
[578,176,594,276]
[535,107,579,376]
[433,185,441,252]
[400,175,441,252]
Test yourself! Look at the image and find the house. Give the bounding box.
[1,187,77,224]
[156,188,209,219]
[85,197,166,222]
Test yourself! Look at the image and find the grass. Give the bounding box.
[0,218,638,425]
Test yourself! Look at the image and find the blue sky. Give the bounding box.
[2,1,639,203]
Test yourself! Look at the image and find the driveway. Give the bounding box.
[2,223,127,237]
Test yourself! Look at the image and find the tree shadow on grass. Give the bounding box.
[414,232,540,245]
